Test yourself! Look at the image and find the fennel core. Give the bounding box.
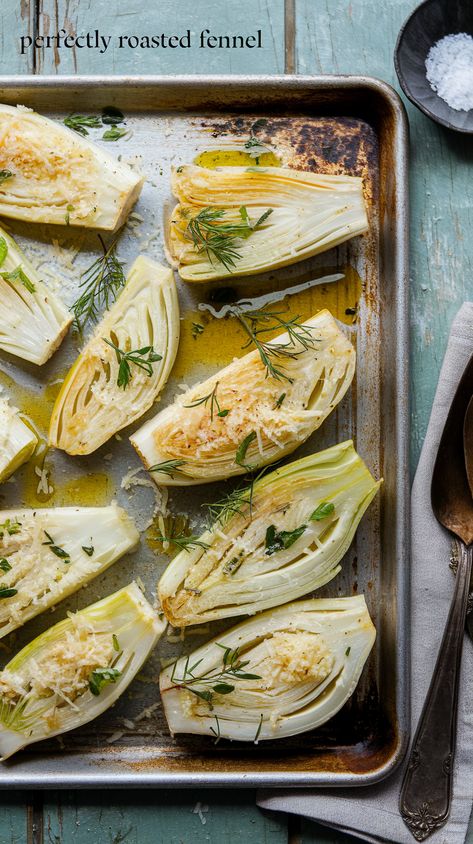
[184,205,273,272]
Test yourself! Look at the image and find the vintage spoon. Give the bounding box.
[463,393,473,642]
[400,353,473,842]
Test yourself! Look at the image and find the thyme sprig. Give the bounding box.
[168,644,261,709]
[103,339,162,389]
[71,235,126,331]
[184,205,272,271]
[184,381,229,422]
[229,306,319,383]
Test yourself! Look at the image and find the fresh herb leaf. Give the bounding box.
[185,381,229,422]
[0,170,13,185]
[102,125,128,142]
[0,558,11,572]
[345,646,351,656]
[212,682,235,695]
[71,235,126,331]
[64,114,101,135]
[1,266,35,294]
[42,530,70,564]
[235,431,257,468]
[310,502,335,521]
[88,667,122,696]
[184,206,273,272]
[274,392,286,409]
[101,106,125,125]
[0,237,8,267]
[82,544,94,557]
[148,459,186,478]
[0,585,17,599]
[191,322,204,338]
[264,523,307,555]
[0,518,21,539]
[103,339,162,389]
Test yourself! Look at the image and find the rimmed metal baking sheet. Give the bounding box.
[0,75,409,788]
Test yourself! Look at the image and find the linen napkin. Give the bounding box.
[258,302,473,844]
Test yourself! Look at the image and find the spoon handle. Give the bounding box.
[400,540,473,841]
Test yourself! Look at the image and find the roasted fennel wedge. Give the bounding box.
[0,582,164,760]
[158,441,381,625]
[0,226,71,364]
[160,594,375,742]
[131,308,355,485]
[0,397,37,483]
[167,164,368,281]
[49,256,180,455]
[0,104,143,231]
[0,504,139,638]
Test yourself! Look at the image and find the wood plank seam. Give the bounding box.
[285,0,296,73]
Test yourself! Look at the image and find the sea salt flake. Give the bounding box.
[425,33,473,112]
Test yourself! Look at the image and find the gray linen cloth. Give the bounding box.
[258,302,473,844]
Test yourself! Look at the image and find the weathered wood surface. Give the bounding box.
[1,0,472,841]
[296,0,473,473]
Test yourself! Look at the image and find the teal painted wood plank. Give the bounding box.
[296,0,473,474]
[35,0,284,75]
[1,0,35,73]
[0,793,29,844]
[43,789,287,844]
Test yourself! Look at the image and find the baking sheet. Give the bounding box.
[0,75,409,787]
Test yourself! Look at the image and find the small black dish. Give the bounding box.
[394,0,473,133]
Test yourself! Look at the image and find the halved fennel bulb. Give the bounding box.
[0,582,165,759]
[0,397,37,483]
[0,104,143,231]
[0,225,71,364]
[49,256,180,455]
[0,504,139,638]
[167,164,368,281]
[131,309,355,485]
[158,441,381,626]
[160,594,375,742]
